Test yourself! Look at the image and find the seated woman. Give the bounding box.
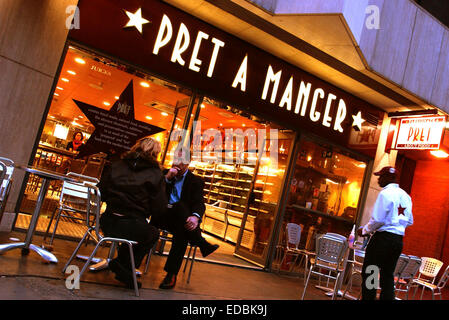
[66,131,85,152]
[97,136,167,288]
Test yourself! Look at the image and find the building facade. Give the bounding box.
[1,0,449,271]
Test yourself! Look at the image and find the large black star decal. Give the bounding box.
[73,80,165,159]
[398,205,406,216]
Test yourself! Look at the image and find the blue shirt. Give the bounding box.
[166,170,201,220]
[167,170,188,204]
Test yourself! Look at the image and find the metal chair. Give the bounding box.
[63,184,141,296]
[0,157,14,219]
[144,229,198,284]
[408,265,449,300]
[301,232,348,300]
[277,223,314,283]
[42,172,99,247]
[342,241,366,300]
[409,257,444,300]
[394,255,421,299]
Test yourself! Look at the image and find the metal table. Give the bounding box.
[0,165,79,263]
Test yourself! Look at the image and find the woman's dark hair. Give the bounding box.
[73,131,84,141]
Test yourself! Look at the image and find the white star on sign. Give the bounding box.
[124,8,150,34]
[352,111,366,131]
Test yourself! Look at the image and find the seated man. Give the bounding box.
[151,151,219,289]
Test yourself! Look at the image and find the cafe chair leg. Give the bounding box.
[62,229,92,273]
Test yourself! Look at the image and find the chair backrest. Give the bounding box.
[66,172,99,185]
[399,255,421,280]
[315,233,348,267]
[60,173,99,210]
[82,183,102,240]
[394,254,410,278]
[0,157,14,201]
[419,257,444,280]
[286,223,301,249]
[69,159,86,174]
[0,162,6,189]
[436,265,449,290]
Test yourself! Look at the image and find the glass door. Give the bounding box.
[234,129,295,266]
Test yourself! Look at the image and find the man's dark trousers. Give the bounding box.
[151,202,206,275]
[361,231,403,300]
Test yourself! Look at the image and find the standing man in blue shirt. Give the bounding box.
[358,166,413,300]
[151,150,219,289]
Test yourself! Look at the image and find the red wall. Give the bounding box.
[403,160,449,266]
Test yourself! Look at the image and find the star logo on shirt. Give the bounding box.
[398,205,406,216]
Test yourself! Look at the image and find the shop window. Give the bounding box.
[16,46,192,237]
[275,138,367,272]
[176,97,294,262]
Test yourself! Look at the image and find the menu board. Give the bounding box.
[74,80,165,158]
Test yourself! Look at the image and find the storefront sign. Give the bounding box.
[394,116,446,150]
[69,0,383,148]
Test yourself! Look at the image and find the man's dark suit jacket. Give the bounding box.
[164,169,206,220]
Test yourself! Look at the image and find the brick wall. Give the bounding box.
[403,160,449,266]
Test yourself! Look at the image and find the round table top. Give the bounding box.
[15,165,79,182]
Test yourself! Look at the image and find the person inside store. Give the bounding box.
[357,166,413,300]
[150,148,219,290]
[97,136,166,289]
[66,131,85,152]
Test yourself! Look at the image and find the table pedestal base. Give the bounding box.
[0,242,58,263]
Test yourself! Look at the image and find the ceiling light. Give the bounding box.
[146,116,153,120]
[140,81,150,88]
[242,124,246,127]
[67,70,76,75]
[430,150,449,158]
[357,163,367,168]
[201,104,205,109]
[161,112,168,116]
[219,123,223,126]
[61,78,69,82]
[56,87,64,90]
[115,96,120,100]
[75,57,86,64]
[103,101,110,106]
[54,93,59,96]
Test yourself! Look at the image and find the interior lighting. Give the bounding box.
[67,70,76,75]
[56,87,64,90]
[103,101,110,106]
[146,116,153,120]
[140,81,150,88]
[61,78,69,82]
[161,112,168,116]
[75,57,86,64]
[430,150,449,158]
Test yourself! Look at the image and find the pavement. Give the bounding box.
[1,230,447,306]
[0,230,331,301]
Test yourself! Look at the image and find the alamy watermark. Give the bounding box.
[65,265,80,290]
[168,121,279,168]
[365,5,380,30]
[364,265,380,290]
[66,5,80,30]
